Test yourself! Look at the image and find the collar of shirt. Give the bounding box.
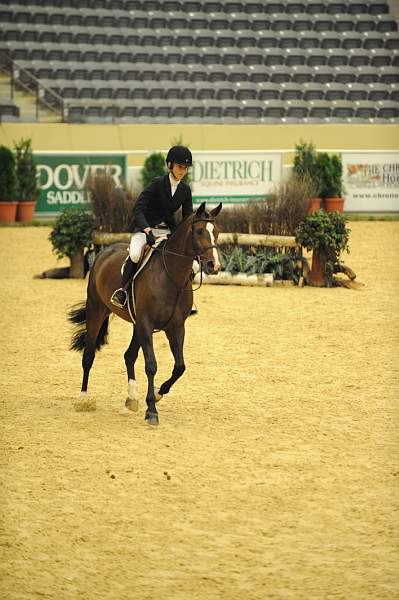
[169,173,180,197]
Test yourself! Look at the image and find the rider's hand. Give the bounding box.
[146,231,156,246]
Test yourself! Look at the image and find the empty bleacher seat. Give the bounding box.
[269,65,292,83]
[354,100,377,120]
[286,99,309,119]
[285,48,306,67]
[333,14,356,33]
[367,83,392,101]
[280,83,303,100]
[346,83,369,101]
[234,82,258,101]
[328,49,350,68]
[263,99,286,118]
[370,48,394,67]
[331,100,355,120]
[376,100,398,120]
[0,98,20,121]
[263,48,285,66]
[334,66,358,84]
[312,65,335,84]
[340,31,364,50]
[308,99,332,119]
[379,66,399,84]
[376,14,398,33]
[298,31,321,49]
[319,32,341,49]
[257,82,280,100]
[324,82,347,101]
[384,31,399,50]
[305,48,329,67]
[241,100,264,122]
[303,82,325,101]
[235,29,257,49]
[348,49,370,67]
[347,1,369,15]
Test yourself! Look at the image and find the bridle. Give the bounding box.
[152,217,220,291]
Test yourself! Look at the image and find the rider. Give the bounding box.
[110,145,194,309]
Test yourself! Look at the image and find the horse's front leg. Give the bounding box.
[137,322,159,426]
[157,324,186,400]
[124,327,140,412]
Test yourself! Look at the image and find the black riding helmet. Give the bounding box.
[166,145,192,167]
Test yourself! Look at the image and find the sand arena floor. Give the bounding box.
[0,222,398,600]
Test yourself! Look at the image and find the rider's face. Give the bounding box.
[171,163,189,181]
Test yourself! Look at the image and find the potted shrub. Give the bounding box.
[0,145,18,222]
[14,138,40,222]
[295,209,350,287]
[49,208,95,278]
[292,141,322,214]
[316,152,345,213]
[141,152,167,188]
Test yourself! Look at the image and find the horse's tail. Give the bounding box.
[68,302,109,352]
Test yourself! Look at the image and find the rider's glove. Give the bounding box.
[146,231,156,246]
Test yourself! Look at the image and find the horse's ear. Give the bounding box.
[210,203,222,218]
[195,202,206,216]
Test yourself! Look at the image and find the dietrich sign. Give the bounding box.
[191,152,283,205]
[34,153,127,215]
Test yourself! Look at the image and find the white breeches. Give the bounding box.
[129,229,199,273]
[129,228,169,263]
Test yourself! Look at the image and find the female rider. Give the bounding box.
[111,145,195,308]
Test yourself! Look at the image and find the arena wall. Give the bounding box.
[1,122,398,168]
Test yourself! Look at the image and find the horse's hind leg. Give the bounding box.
[124,327,140,413]
[157,325,186,400]
[76,303,108,412]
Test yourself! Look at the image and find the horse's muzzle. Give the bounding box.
[203,259,221,275]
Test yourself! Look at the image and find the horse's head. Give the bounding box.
[191,202,223,275]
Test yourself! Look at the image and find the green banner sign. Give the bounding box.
[34,153,127,215]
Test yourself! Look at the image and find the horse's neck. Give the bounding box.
[165,221,194,282]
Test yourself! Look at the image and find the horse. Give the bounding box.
[68,202,222,426]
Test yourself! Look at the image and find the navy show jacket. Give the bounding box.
[129,174,193,233]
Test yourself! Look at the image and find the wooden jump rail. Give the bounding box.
[92,231,300,248]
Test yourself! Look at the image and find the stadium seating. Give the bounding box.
[0,0,398,123]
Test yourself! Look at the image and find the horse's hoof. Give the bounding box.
[73,397,96,412]
[154,387,163,403]
[145,411,159,426]
[125,397,139,412]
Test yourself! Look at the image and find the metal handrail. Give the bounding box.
[0,51,65,121]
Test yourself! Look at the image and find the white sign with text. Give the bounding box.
[191,151,283,205]
[342,152,399,212]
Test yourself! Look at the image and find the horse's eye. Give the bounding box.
[196,229,203,236]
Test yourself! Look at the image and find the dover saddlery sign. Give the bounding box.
[342,152,399,212]
[191,151,283,205]
[34,153,127,216]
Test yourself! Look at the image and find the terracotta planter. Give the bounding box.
[16,201,36,222]
[324,197,345,213]
[0,201,18,223]
[308,197,322,214]
[310,249,327,287]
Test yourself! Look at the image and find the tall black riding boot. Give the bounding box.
[110,258,137,308]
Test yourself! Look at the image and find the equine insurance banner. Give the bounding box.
[342,152,399,212]
[191,151,283,206]
[34,153,127,216]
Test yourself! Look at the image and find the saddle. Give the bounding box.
[123,235,168,323]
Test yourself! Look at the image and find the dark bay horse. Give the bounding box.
[68,202,222,425]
